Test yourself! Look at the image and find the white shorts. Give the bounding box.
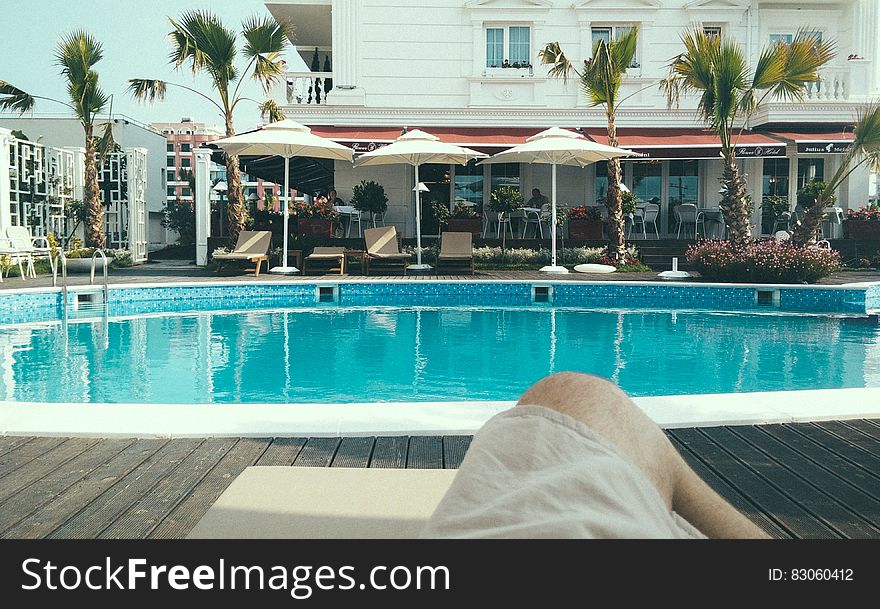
[420,405,706,539]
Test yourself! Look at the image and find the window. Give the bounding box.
[167,170,175,182]
[668,160,699,222]
[181,143,191,152]
[486,25,531,68]
[762,157,790,234]
[182,188,191,197]
[166,157,175,167]
[591,26,639,68]
[632,161,662,204]
[167,186,176,197]
[703,26,722,38]
[181,157,191,168]
[454,160,484,208]
[769,33,794,45]
[594,161,608,203]
[797,158,824,189]
[489,163,520,194]
[166,143,174,152]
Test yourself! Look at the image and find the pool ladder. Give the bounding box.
[51,249,110,319]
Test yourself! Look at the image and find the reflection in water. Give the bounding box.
[1,308,878,404]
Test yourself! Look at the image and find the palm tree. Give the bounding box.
[791,104,880,244]
[129,10,288,243]
[1,31,115,248]
[540,28,638,262]
[662,28,834,248]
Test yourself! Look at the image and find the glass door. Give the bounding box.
[419,164,451,236]
[762,157,790,235]
[667,160,699,237]
[631,161,662,232]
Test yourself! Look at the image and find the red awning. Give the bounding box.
[307,126,794,159]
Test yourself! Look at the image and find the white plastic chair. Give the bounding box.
[772,211,792,234]
[0,226,48,280]
[520,207,545,238]
[675,203,706,239]
[482,209,514,238]
[821,207,843,240]
[632,203,660,239]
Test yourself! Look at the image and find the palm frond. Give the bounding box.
[0,80,36,113]
[259,99,285,123]
[241,15,288,93]
[95,121,116,162]
[851,103,880,157]
[169,10,238,89]
[55,30,103,84]
[752,27,835,103]
[128,78,167,103]
[538,42,576,83]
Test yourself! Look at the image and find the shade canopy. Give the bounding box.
[211,119,354,162]
[353,129,487,167]
[478,127,636,167]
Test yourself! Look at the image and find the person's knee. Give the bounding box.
[516,372,632,421]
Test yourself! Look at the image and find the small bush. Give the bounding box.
[686,240,841,284]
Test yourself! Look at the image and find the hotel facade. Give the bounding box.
[265,0,880,238]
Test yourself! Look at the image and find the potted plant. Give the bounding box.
[567,206,604,240]
[490,186,524,259]
[64,242,111,273]
[431,200,451,234]
[844,204,880,239]
[447,201,482,236]
[350,180,388,228]
[291,195,339,238]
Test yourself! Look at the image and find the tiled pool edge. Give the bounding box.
[2,387,879,438]
[1,279,880,324]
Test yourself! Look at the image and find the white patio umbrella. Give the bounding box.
[479,127,636,273]
[212,119,354,274]
[353,129,487,270]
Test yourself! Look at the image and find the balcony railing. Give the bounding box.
[284,71,334,105]
[805,67,850,101]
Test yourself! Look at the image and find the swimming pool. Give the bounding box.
[3,305,879,404]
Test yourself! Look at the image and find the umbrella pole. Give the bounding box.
[409,163,431,270]
[271,155,298,274]
[540,162,568,274]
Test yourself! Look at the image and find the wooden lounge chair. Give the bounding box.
[436,231,474,274]
[303,246,346,275]
[364,226,411,275]
[212,230,272,276]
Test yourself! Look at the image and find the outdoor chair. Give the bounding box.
[482,209,514,239]
[1,226,50,280]
[364,226,411,275]
[772,211,792,234]
[675,203,706,239]
[303,246,346,275]
[212,230,272,276]
[436,231,474,274]
[632,203,660,239]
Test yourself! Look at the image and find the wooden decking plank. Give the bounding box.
[3,439,168,539]
[701,426,860,538]
[406,436,443,469]
[293,437,341,467]
[668,435,790,539]
[0,439,135,535]
[370,436,408,468]
[840,419,880,442]
[255,437,307,466]
[814,421,880,455]
[668,428,839,539]
[98,438,241,539]
[760,424,880,500]
[730,426,880,537]
[0,438,101,506]
[442,436,471,469]
[47,439,203,539]
[0,437,70,481]
[147,438,270,539]
[331,437,375,468]
[0,436,31,458]
[789,423,880,474]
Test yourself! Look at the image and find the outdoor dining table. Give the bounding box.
[700,207,726,239]
[334,205,361,237]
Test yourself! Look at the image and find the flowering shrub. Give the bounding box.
[846,204,880,222]
[289,196,339,221]
[597,254,639,267]
[451,201,480,219]
[567,206,602,221]
[686,240,841,284]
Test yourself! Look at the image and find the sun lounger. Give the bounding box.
[364,226,411,275]
[436,231,474,274]
[187,467,457,539]
[212,230,272,276]
[303,246,346,275]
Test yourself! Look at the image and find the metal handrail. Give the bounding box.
[51,250,68,319]
[90,249,109,303]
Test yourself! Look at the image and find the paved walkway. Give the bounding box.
[1,420,879,539]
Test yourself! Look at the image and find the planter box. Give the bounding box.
[296,218,334,238]
[66,258,109,274]
[567,218,604,240]
[447,218,482,236]
[844,221,880,240]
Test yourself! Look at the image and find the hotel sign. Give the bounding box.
[797,141,851,154]
[635,144,786,160]
[345,141,391,153]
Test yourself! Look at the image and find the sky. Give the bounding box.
[0,0,307,131]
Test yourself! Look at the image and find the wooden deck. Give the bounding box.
[1,420,879,539]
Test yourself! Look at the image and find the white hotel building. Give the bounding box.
[265,0,880,239]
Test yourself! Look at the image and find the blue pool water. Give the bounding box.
[1,306,879,404]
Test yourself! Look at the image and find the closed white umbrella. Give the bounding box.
[479,127,636,274]
[213,119,354,274]
[354,129,487,270]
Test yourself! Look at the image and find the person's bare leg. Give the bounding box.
[517,372,768,539]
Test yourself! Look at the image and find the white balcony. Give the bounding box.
[282,71,335,105]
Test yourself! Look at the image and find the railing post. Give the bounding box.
[194,148,213,266]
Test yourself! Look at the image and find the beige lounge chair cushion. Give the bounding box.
[187,467,457,539]
[439,232,473,258]
[365,226,403,256]
[213,231,271,260]
[370,252,411,259]
[307,247,346,259]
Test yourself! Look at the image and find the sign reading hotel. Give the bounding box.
[797,142,851,154]
[346,141,391,153]
[635,145,786,159]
